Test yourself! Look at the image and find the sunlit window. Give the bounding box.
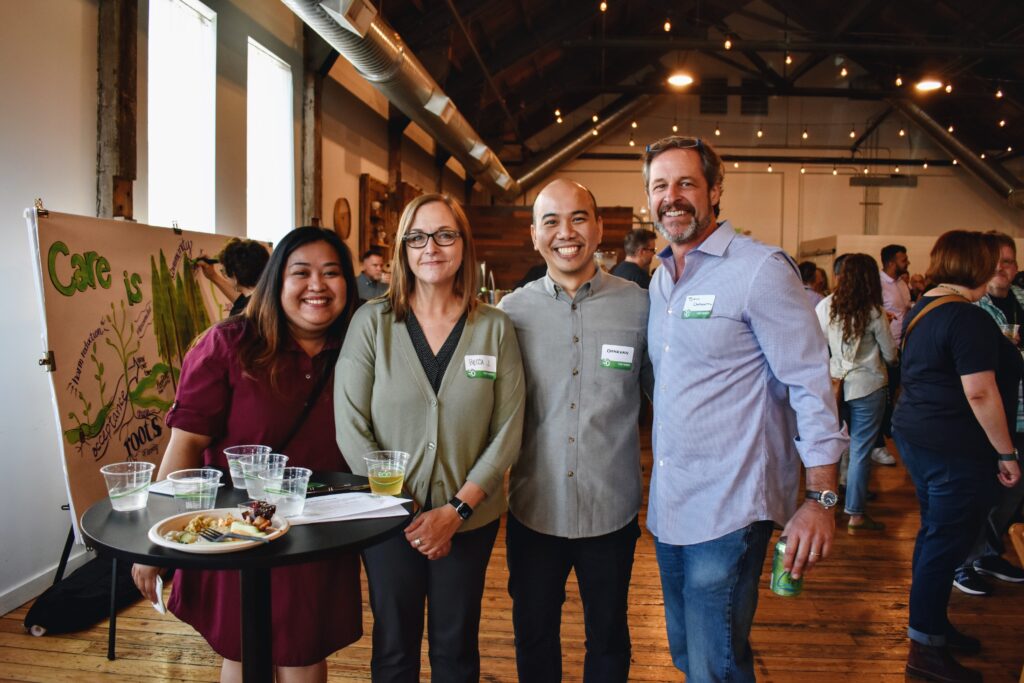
[147,0,216,232]
[246,38,295,244]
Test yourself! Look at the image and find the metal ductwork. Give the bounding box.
[515,93,659,195]
[891,99,1024,208]
[284,0,520,200]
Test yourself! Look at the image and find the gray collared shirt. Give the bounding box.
[357,272,388,300]
[499,268,653,538]
[648,221,847,546]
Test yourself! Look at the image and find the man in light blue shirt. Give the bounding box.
[643,135,847,682]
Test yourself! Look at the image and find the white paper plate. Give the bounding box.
[147,508,289,554]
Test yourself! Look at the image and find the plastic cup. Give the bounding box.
[1000,323,1020,341]
[363,451,410,496]
[223,445,272,489]
[100,461,155,511]
[260,467,312,517]
[167,468,222,512]
[240,453,289,500]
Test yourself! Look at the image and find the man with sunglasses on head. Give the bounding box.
[643,136,847,682]
[499,178,653,683]
[611,228,658,289]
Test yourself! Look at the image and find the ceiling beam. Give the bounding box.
[562,37,1024,57]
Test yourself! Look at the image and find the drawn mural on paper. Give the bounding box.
[31,211,256,528]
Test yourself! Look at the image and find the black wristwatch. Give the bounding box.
[448,496,473,520]
[998,449,1020,462]
[805,489,839,509]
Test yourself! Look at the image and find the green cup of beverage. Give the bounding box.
[100,461,155,511]
[364,451,409,497]
[167,468,222,512]
[223,445,271,490]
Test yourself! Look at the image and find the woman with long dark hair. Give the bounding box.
[335,193,525,682]
[893,230,1021,682]
[133,227,361,683]
[816,253,897,533]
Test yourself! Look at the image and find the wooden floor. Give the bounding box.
[3,432,1024,682]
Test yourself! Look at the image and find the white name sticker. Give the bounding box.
[682,294,715,319]
[464,355,497,379]
[600,344,635,370]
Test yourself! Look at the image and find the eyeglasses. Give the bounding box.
[638,247,657,254]
[645,137,704,154]
[403,229,462,249]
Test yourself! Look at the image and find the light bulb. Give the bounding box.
[981,153,986,159]
[756,128,764,138]
[663,19,671,32]
[996,89,1004,98]
[785,53,793,65]
[923,161,928,169]
[592,128,598,136]
[556,116,563,124]
[599,1,607,11]
[999,119,1006,127]
[801,128,809,139]
[631,120,638,129]
[952,159,958,165]
[849,127,856,138]
[714,126,721,136]
[1008,146,1014,152]
[864,167,869,174]
[800,166,806,174]
[672,123,678,133]
[945,84,952,93]
[840,66,848,77]
[767,164,773,173]
[832,167,838,176]
[898,128,906,137]
[947,125,954,133]
[895,75,903,87]
[724,37,732,50]
[733,161,739,168]
[894,166,900,173]
[628,138,635,147]
[592,114,599,123]
[554,108,561,116]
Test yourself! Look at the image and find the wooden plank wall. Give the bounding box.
[466,205,635,289]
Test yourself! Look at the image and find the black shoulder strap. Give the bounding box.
[275,347,341,452]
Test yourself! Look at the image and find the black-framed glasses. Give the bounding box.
[403,229,462,249]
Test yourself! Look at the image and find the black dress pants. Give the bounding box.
[506,514,641,683]
[362,518,499,683]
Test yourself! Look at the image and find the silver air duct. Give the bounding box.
[891,99,1024,208]
[284,0,520,199]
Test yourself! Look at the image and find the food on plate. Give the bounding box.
[163,508,274,544]
[240,500,276,530]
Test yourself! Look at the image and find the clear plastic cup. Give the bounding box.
[100,461,155,511]
[1000,323,1020,342]
[240,453,289,500]
[167,468,222,512]
[363,451,410,496]
[223,445,272,489]
[260,467,312,517]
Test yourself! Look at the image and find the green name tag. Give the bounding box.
[682,294,715,318]
[600,344,634,370]
[464,354,497,380]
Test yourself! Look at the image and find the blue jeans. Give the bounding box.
[654,521,774,683]
[843,388,887,515]
[892,432,994,646]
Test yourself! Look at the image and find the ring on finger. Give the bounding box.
[413,538,423,547]
[809,551,821,558]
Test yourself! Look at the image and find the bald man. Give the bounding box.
[499,179,653,683]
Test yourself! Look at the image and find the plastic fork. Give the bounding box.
[198,527,270,544]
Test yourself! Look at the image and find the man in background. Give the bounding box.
[356,247,390,300]
[874,244,912,466]
[611,228,657,289]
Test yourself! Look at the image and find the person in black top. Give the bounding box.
[197,238,270,316]
[610,228,656,289]
[892,230,1022,683]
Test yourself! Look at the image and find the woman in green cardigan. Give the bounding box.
[334,193,526,683]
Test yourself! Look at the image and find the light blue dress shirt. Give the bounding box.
[647,221,847,546]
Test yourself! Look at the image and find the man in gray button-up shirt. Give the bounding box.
[500,179,653,683]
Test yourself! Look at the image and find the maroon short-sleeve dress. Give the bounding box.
[164,320,362,666]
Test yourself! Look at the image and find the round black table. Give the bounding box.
[80,471,410,683]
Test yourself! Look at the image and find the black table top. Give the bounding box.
[80,472,411,570]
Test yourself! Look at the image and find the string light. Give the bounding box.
[923,161,928,169]
[996,88,1004,98]
[980,153,986,159]
[999,119,1006,127]
[599,1,607,11]
[733,161,739,168]
[840,66,848,77]
[785,53,793,65]
[672,123,679,133]
[723,36,732,50]
[1008,146,1014,152]
[767,163,773,173]
[832,165,838,176]
[952,159,958,165]
[849,125,856,139]
[895,74,903,87]
[592,128,599,136]
[592,114,599,123]
[628,136,635,147]
[663,18,671,32]
[945,84,953,93]
[915,79,942,92]
[801,127,809,140]
[894,165,900,173]
[756,127,764,138]
[800,165,806,174]
[898,128,906,137]
[714,124,721,136]
[631,120,638,129]
[556,116,563,124]
[863,167,869,174]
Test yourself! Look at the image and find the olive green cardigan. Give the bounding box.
[334,301,526,531]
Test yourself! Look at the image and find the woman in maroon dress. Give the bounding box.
[132,226,361,682]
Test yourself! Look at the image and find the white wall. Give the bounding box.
[0,0,100,615]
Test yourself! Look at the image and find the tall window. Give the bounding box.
[148,0,217,232]
[246,38,295,244]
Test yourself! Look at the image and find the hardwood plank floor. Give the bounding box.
[3,433,1023,682]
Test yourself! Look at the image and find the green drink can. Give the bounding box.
[770,537,803,597]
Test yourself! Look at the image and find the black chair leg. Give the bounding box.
[107,556,117,660]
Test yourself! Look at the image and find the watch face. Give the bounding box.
[821,491,839,507]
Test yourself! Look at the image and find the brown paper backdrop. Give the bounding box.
[31,210,258,530]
